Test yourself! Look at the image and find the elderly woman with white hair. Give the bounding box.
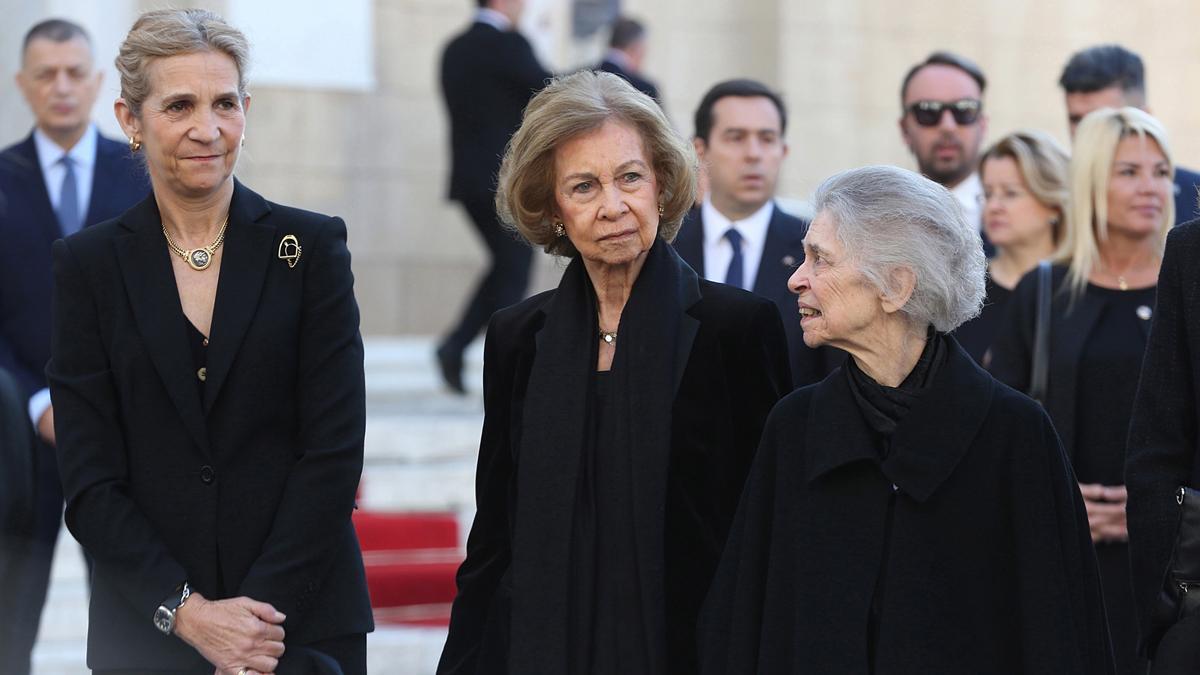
[699,165,1114,674]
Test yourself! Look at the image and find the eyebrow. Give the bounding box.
[160,90,240,102]
[560,159,649,184]
[802,240,830,257]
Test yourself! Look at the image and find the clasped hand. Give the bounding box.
[1078,483,1128,544]
[174,591,286,675]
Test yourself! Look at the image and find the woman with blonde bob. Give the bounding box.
[438,70,791,674]
[954,130,1069,364]
[991,107,1175,674]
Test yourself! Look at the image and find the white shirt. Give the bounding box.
[34,124,97,228]
[28,125,99,427]
[700,197,774,291]
[475,8,512,31]
[951,172,983,230]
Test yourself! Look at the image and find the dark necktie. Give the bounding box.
[724,227,745,289]
[57,156,82,236]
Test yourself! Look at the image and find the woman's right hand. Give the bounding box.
[174,591,287,675]
[1079,483,1129,543]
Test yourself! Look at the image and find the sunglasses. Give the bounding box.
[907,99,983,127]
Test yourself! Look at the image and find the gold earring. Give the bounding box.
[241,135,246,147]
[554,223,566,237]
[658,203,665,217]
[129,137,141,153]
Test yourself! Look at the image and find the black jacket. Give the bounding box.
[438,244,791,674]
[440,21,551,201]
[0,131,149,401]
[674,204,843,387]
[700,338,1114,674]
[1127,220,1200,656]
[47,183,373,670]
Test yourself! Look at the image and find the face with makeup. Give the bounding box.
[552,119,662,269]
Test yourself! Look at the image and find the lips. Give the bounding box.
[600,228,638,242]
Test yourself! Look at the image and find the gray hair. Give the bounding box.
[813,165,986,332]
[115,9,250,117]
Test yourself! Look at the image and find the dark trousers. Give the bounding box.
[4,438,65,675]
[441,192,532,355]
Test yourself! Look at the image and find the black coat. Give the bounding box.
[1172,166,1200,224]
[699,338,1114,674]
[673,204,843,387]
[1127,220,1200,656]
[440,21,551,202]
[46,183,373,670]
[0,131,149,401]
[438,245,792,674]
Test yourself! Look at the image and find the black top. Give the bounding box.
[953,274,1012,365]
[185,321,208,398]
[570,370,651,672]
[1074,284,1155,485]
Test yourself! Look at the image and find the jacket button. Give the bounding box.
[200,465,215,484]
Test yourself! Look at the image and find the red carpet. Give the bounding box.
[353,510,462,627]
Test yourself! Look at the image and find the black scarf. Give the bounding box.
[509,239,699,674]
[846,327,947,443]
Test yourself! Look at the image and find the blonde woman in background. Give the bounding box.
[953,130,1068,365]
[991,107,1174,675]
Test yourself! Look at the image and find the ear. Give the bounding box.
[692,136,707,161]
[880,266,917,315]
[898,115,914,151]
[114,98,139,140]
[242,92,252,114]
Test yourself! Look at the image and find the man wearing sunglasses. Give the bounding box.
[898,51,989,230]
[1059,44,1200,224]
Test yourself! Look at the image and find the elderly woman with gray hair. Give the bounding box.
[699,166,1114,674]
[438,70,791,674]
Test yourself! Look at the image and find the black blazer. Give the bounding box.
[674,204,843,386]
[440,21,551,201]
[989,264,1153,458]
[700,339,1114,674]
[597,57,660,101]
[1127,220,1200,655]
[0,131,149,401]
[46,182,373,670]
[438,249,791,674]
[0,366,34,538]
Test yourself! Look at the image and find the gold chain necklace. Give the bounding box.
[163,214,229,271]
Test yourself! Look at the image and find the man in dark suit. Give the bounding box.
[597,17,660,102]
[674,79,840,387]
[1060,44,1200,224]
[0,19,149,672]
[437,0,551,393]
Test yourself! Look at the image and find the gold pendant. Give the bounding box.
[1118,275,1128,291]
[187,248,212,271]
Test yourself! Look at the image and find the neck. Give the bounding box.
[845,318,927,388]
[990,235,1054,289]
[157,179,235,244]
[1097,228,1159,273]
[584,253,648,332]
[41,123,88,152]
[711,194,767,223]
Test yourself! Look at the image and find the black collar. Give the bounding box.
[804,337,994,502]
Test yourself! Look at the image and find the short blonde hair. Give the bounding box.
[978,130,1070,244]
[116,9,250,117]
[496,70,698,257]
[1057,107,1173,295]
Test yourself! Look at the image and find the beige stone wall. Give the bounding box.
[5,0,1200,336]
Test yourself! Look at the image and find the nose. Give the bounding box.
[936,108,958,130]
[745,136,764,160]
[787,258,810,295]
[188,106,221,143]
[596,179,628,220]
[52,70,73,94]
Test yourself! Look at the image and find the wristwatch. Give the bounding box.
[153,582,191,635]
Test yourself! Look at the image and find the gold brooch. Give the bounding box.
[278,234,301,268]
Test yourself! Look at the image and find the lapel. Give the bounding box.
[805,338,994,503]
[673,207,705,277]
[751,204,805,298]
[84,137,120,227]
[12,133,63,244]
[1048,286,1104,457]
[114,194,210,453]
[203,182,274,412]
[674,261,702,397]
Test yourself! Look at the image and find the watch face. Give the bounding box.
[154,606,174,634]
